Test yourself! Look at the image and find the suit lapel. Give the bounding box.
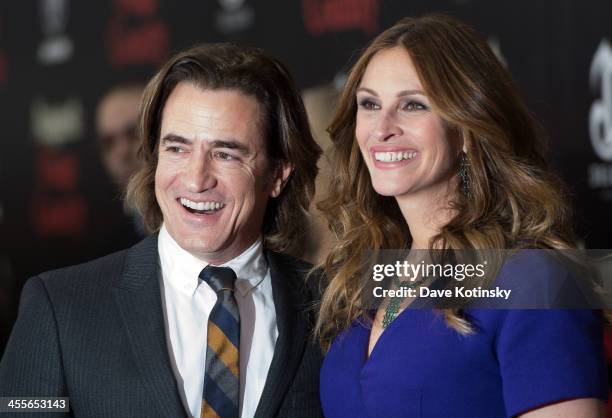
[112,235,188,418]
[254,251,310,418]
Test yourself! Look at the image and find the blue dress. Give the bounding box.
[320,254,608,417]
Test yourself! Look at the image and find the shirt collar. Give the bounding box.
[158,224,268,297]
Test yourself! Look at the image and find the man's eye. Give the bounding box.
[358,99,380,111]
[166,146,184,153]
[215,151,234,161]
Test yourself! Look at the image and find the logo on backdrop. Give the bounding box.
[302,0,379,35]
[588,39,612,188]
[487,36,507,68]
[31,148,86,238]
[105,0,170,67]
[215,0,254,34]
[31,96,84,146]
[30,96,87,238]
[37,0,74,65]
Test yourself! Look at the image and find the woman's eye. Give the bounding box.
[402,101,427,111]
[358,99,380,111]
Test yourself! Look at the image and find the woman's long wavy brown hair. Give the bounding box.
[316,14,577,349]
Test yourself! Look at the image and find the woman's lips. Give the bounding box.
[370,148,419,169]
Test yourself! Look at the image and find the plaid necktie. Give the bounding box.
[199,265,240,418]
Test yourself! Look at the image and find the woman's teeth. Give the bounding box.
[374,151,417,162]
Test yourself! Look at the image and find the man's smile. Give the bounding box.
[178,197,226,214]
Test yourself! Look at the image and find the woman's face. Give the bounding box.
[355,46,461,200]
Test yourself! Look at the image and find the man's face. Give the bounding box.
[155,82,289,264]
[96,88,143,187]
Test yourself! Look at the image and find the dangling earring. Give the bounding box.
[459,151,471,198]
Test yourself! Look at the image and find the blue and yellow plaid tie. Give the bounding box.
[199,265,240,418]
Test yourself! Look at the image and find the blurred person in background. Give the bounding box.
[94,83,148,249]
[96,83,145,190]
[300,82,341,264]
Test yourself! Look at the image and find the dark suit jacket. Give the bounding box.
[0,235,323,418]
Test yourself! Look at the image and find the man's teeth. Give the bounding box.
[374,151,417,162]
[180,198,224,211]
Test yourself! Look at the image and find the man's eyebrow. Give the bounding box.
[160,135,251,154]
[209,140,250,154]
[160,134,191,145]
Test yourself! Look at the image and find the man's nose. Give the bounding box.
[372,111,403,142]
[183,154,217,192]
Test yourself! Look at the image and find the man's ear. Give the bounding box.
[270,161,294,198]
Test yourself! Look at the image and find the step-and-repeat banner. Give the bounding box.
[0,0,611,347]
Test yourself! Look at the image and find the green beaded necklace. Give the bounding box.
[381,277,424,328]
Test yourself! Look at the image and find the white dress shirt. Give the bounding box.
[158,224,278,418]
